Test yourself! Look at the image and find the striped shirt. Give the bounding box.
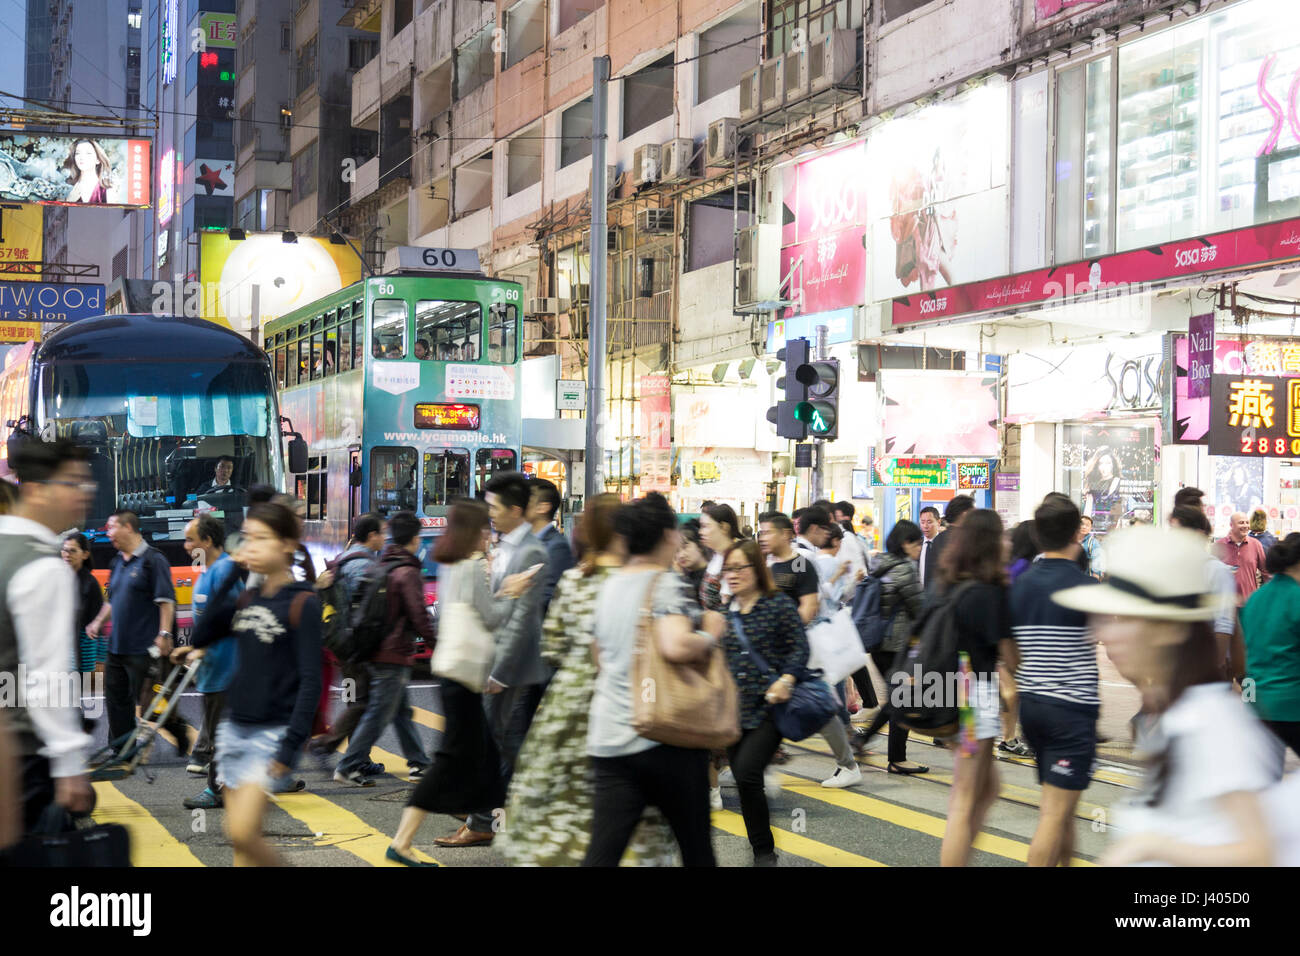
[1009,558,1100,708]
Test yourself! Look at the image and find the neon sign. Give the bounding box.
[158,148,174,226]
[162,0,178,86]
[1256,53,1300,157]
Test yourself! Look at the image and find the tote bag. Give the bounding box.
[806,607,870,685]
[430,559,496,693]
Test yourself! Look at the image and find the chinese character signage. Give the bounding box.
[1210,373,1300,457]
[0,205,42,273]
[640,373,671,494]
[199,13,237,48]
[780,144,867,320]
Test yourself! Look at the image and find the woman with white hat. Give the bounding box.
[1053,525,1280,866]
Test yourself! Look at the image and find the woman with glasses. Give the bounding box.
[719,539,809,867]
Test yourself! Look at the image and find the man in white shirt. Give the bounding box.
[0,438,95,834]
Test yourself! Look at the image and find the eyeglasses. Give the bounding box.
[722,563,753,574]
[41,480,96,493]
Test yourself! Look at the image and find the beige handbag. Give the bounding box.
[430,559,495,693]
[630,573,741,751]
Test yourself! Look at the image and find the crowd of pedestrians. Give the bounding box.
[3,440,1300,868]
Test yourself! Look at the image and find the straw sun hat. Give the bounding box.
[1053,525,1220,622]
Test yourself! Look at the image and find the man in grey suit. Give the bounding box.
[527,478,575,616]
[436,471,548,847]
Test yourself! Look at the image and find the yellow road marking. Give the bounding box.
[271,790,440,866]
[92,781,204,867]
[771,773,1094,866]
[710,809,887,866]
[410,705,445,733]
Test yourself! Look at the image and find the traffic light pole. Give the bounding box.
[585,56,610,502]
[809,324,829,506]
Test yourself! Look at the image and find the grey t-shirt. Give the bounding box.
[587,568,700,758]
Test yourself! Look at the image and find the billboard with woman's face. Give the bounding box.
[0,134,151,207]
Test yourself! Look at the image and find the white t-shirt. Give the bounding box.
[1113,684,1282,864]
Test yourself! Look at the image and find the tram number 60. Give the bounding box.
[423,249,457,268]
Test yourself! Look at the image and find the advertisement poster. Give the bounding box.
[868,82,1010,300]
[1213,457,1265,521]
[1008,337,1164,422]
[200,232,363,330]
[640,373,671,494]
[870,452,950,487]
[779,144,867,320]
[995,472,1021,527]
[880,370,999,457]
[1170,333,1300,443]
[1061,423,1158,534]
[1034,0,1105,20]
[0,133,151,207]
[956,461,990,490]
[679,448,769,502]
[0,204,43,272]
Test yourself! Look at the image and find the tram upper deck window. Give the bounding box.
[274,348,287,388]
[487,304,517,364]
[370,446,418,515]
[422,450,471,509]
[416,300,481,362]
[338,321,352,372]
[372,299,408,360]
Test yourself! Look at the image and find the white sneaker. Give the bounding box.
[717,767,735,787]
[821,764,863,788]
[851,708,875,724]
[764,771,782,800]
[709,786,723,810]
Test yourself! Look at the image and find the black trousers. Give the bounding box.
[193,690,225,764]
[584,745,715,867]
[20,753,56,837]
[1264,720,1300,760]
[105,652,153,744]
[853,647,911,764]
[726,717,785,858]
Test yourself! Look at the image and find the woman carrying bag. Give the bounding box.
[721,539,812,867]
[499,494,678,866]
[386,499,537,866]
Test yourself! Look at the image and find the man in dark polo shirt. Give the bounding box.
[86,510,183,746]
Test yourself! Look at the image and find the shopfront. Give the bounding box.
[1007,335,1165,532]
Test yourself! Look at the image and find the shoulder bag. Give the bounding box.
[430,558,496,693]
[630,572,741,751]
[731,609,837,742]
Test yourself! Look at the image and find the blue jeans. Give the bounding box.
[337,664,429,774]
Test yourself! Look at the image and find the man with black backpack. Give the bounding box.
[333,512,432,786]
[310,514,386,763]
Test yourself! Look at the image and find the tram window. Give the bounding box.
[306,456,329,520]
[370,446,418,515]
[338,321,352,372]
[310,333,323,380]
[352,317,364,367]
[274,347,287,388]
[298,337,312,382]
[487,304,517,364]
[475,448,518,493]
[373,299,407,359]
[283,344,296,387]
[415,299,481,362]
[422,450,471,509]
[323,328,337,377]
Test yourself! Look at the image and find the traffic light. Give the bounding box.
[794,356,839,440]
[766,338,810,440]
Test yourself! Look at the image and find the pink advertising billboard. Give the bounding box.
[779,144,866,320]
[880,370,999,458]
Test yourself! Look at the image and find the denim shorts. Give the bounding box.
[215,720,288,792]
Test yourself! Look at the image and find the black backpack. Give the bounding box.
[889,581,974,737]
[330,556,405,665]
[320,552,376,656]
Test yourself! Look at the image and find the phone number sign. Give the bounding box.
[1208,373,1300,457]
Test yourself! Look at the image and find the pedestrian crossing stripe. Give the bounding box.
[271,790,440,867]
[710,810,887,867]
[770,772,1096,867]
[92,781,204,867]
[409,705,445,733]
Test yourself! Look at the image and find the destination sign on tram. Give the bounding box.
[415,402,481,430]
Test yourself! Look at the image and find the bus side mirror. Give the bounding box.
[288,437,309,475]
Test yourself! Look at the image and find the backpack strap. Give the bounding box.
[289,590,312,630]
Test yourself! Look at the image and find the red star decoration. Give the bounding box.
[195,163,230,196]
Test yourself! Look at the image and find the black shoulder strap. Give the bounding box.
[236,587,258,611]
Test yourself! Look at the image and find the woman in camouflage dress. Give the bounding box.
[498,495,678,866]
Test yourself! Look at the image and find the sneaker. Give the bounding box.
[716,767,735,787]
[821,764,863,788]
[408,764,429,779]
[763,771,782,800]
[183,787,223,810]
[271,777,307,794]
[363,761,386,777]
[334,769,375,787]
[186,761,210,775]
[850,729,875,754]
[851,708,875,724]
[709,786,723,811]
[998,738,1034,758]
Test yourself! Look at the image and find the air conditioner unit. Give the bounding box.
[760,56,785,113]
[659,138,694,182]
[739,66,761,121]
[633,143,661,186]
[810,28,858,94]
[572,283,590,304]
[783,46,811,107]
[637,208,673,234]
[590,164,618,199]
[527,297,568,315]
[706,118,739,166]
[735,224,781,308]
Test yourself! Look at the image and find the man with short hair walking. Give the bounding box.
[1218,512,1269,606]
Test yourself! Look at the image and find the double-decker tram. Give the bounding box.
[263,247,523,657]
[0,313,305,633]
